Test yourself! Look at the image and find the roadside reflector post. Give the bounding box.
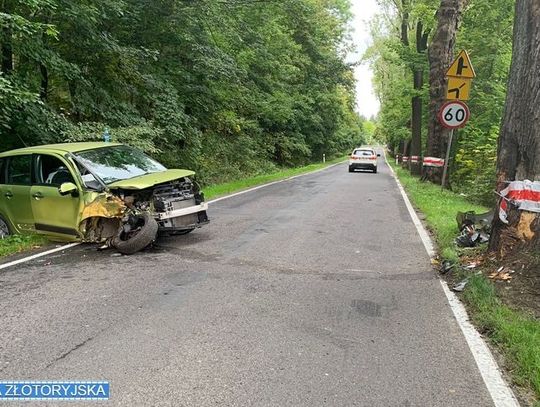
[323,154,326,163]
[441,130,454,188]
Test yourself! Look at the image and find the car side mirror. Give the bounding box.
[59,182,79,197]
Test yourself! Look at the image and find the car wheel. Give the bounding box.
[348,166,354,173]
[112,212,159,255]
[0,215,11,239]
[373,168,378,174]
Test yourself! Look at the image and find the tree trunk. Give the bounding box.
[39,64,48,101]
[402,139,411,169]
[489,0,540,256]
[411,22,429,176]
[425,0,467,183]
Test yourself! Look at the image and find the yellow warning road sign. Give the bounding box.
[447,50,476,79]
[446,77,472,101]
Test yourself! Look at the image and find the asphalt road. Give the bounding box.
[0,159,496,406]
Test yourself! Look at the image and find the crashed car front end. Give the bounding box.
[68,145,209,253]
[110,175,209,235]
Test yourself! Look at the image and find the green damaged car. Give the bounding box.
[0,142,209,254]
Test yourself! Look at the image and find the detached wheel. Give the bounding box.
[0,215,11,239]
[112,212,159,255]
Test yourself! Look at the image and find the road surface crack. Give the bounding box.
[46,336,94,368]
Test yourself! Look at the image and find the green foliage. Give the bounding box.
[451,0,514,204]
[0,0,362,185]
[368,0,515,204]
[0,234,47,258]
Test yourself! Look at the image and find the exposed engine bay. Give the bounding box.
[117,177,208,231]
[80,177,209,254]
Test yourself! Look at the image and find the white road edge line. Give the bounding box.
[0,242,80,271]
[0,161,344,270]
[385,153,519,407]
[207,161,344,205]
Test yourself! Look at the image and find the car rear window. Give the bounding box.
[353,150,374,156]
[7,155,32,185]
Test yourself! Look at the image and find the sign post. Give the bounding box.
[438,100,470,187]
[441,130,454,189]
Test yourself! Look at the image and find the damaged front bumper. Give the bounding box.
[156,200,209,233]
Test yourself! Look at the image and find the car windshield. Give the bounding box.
[74,145,167,184]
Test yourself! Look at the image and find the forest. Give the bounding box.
[0,0,366,185]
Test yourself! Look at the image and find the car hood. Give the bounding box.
[107,169,195,190]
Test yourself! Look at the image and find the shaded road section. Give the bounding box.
[0,159,495,406]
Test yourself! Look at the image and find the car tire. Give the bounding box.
[0,215,11,239]
[373,168,378,174]
[348,166,354,173]
[112,212,159,255]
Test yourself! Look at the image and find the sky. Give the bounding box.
[349,0,380,119]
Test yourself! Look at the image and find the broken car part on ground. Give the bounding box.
[455,210,493,248]
[0,143,209,254]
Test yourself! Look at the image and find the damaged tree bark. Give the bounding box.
[489,0,540,256]
[425,0,467,184]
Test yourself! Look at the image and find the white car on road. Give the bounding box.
[348,147,380,173]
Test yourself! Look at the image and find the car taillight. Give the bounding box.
[370,156,377,160]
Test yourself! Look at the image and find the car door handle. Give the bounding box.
[4,192,13,199]
[32,192,44,199]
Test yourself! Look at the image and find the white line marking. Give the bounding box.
[0,243,80,271]
[0,161,344,270]
[207,161,344,205]
[384,153,519,407]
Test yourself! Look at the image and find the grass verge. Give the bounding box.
[203,156,346,200]
[390,163,487,261]
[390,160,540,403]
[0,234,48,258]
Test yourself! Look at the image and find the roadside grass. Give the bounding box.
[390,160,540,402]
[0,234,48,258]
[464,274,540,399]
[203,156,347,200]
[390,163,487,261]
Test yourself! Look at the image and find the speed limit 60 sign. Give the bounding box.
[438,101,470,129]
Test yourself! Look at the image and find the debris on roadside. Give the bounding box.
[440,260,455,275]
[455,210,494,248]
[489,266,514,282]
[464,261,481,269]
[452,278,469,292]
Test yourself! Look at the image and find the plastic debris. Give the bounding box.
[452,278,469,292]
[464,261,480,269]
[440,260,455,274]
[455,210,493,247]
